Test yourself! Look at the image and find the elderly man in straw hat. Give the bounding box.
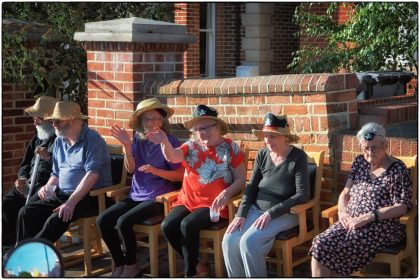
[2,96,57,249]
[16,101,112,244]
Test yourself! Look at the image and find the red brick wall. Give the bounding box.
[337,3,353,24]
[215,3,246,77]
[2,84,35,191]
[271,3,300,74]
[81,41,186,144]
[174,3,200,78]
[299,3,332,49]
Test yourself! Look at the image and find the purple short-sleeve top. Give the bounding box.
[129,133,181,201]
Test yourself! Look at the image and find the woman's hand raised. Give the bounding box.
[110,125,131,146]
[145,127,168,145]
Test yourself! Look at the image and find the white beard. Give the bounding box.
[36,122,55,140]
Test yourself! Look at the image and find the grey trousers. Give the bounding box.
[222,205,298,277]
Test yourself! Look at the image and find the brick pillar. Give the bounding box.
[174,3,200,78]
[74,17,195,143]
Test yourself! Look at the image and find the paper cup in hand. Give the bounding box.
[210,208,220,223]
[44,185,57,200]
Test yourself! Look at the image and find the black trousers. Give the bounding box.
[2,186,41,247]
[161,205,213,276]
[96,197,163,267]
[16,188,99,244]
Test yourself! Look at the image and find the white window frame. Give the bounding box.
[200,3,216,78]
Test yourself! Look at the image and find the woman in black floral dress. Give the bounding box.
[310,122,412,276]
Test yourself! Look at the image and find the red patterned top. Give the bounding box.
[172,138,244,219]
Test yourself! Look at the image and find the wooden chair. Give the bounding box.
[106,183,170,277]
[230,150,325,277]
[56,144,127,277]
[322,155,417,277]
[157,147,249,277]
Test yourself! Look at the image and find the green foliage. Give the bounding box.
[18,271,33,277]
[2,2,174,110]
[289,3,418,74]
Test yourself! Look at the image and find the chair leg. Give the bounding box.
[83,221,93,277]
[411,252,418,277]
[274,248,283,276]
[213,233,224,277]
[281,243,293,277]
[389,258,401,277]
[149,229,159,277]
[168,245,178,277]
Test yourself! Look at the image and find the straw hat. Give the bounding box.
[24,96,57,118]
[129,98,174,131]
[45,101,88,121]
[184,104,229,135]
[252,113,299,143]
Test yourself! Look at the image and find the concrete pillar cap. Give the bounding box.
[74,17,196,44]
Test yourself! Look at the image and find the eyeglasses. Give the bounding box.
[361,145,384,154]
[143,117,163,123]
[193,123,218,133]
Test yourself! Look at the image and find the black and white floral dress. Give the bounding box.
[309,155,412,275]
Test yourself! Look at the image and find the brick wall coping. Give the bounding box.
[357,94,416,108]
[142,73,359,95]
[74,17,196,44]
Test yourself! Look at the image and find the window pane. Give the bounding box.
[200,32,207,76]
[200,3,207,29]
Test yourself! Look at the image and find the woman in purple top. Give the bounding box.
[96,98,184,277]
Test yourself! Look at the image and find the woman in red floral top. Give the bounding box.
[147,104,246,277]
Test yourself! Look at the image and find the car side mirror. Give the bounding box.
[3,238,64,278]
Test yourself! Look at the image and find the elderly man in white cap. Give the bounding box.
[2,96,57,249]
[16,101,112,244]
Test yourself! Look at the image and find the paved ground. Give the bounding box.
[62,240,312,278]
[62,239,412,278]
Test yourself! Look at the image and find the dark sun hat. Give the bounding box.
[252,113,299,143]
[184,104,229,135]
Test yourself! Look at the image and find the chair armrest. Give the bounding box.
[228,195,243,223]
[106,186,130,198]
[399,205,417,224]
[321,205,338,219]
[156,191,180,203]
[232,198,241,208]
[229,192,243,203]
[290,199,316,214]
[89,183,124,197]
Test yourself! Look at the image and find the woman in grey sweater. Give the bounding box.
[222,113,310,277]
